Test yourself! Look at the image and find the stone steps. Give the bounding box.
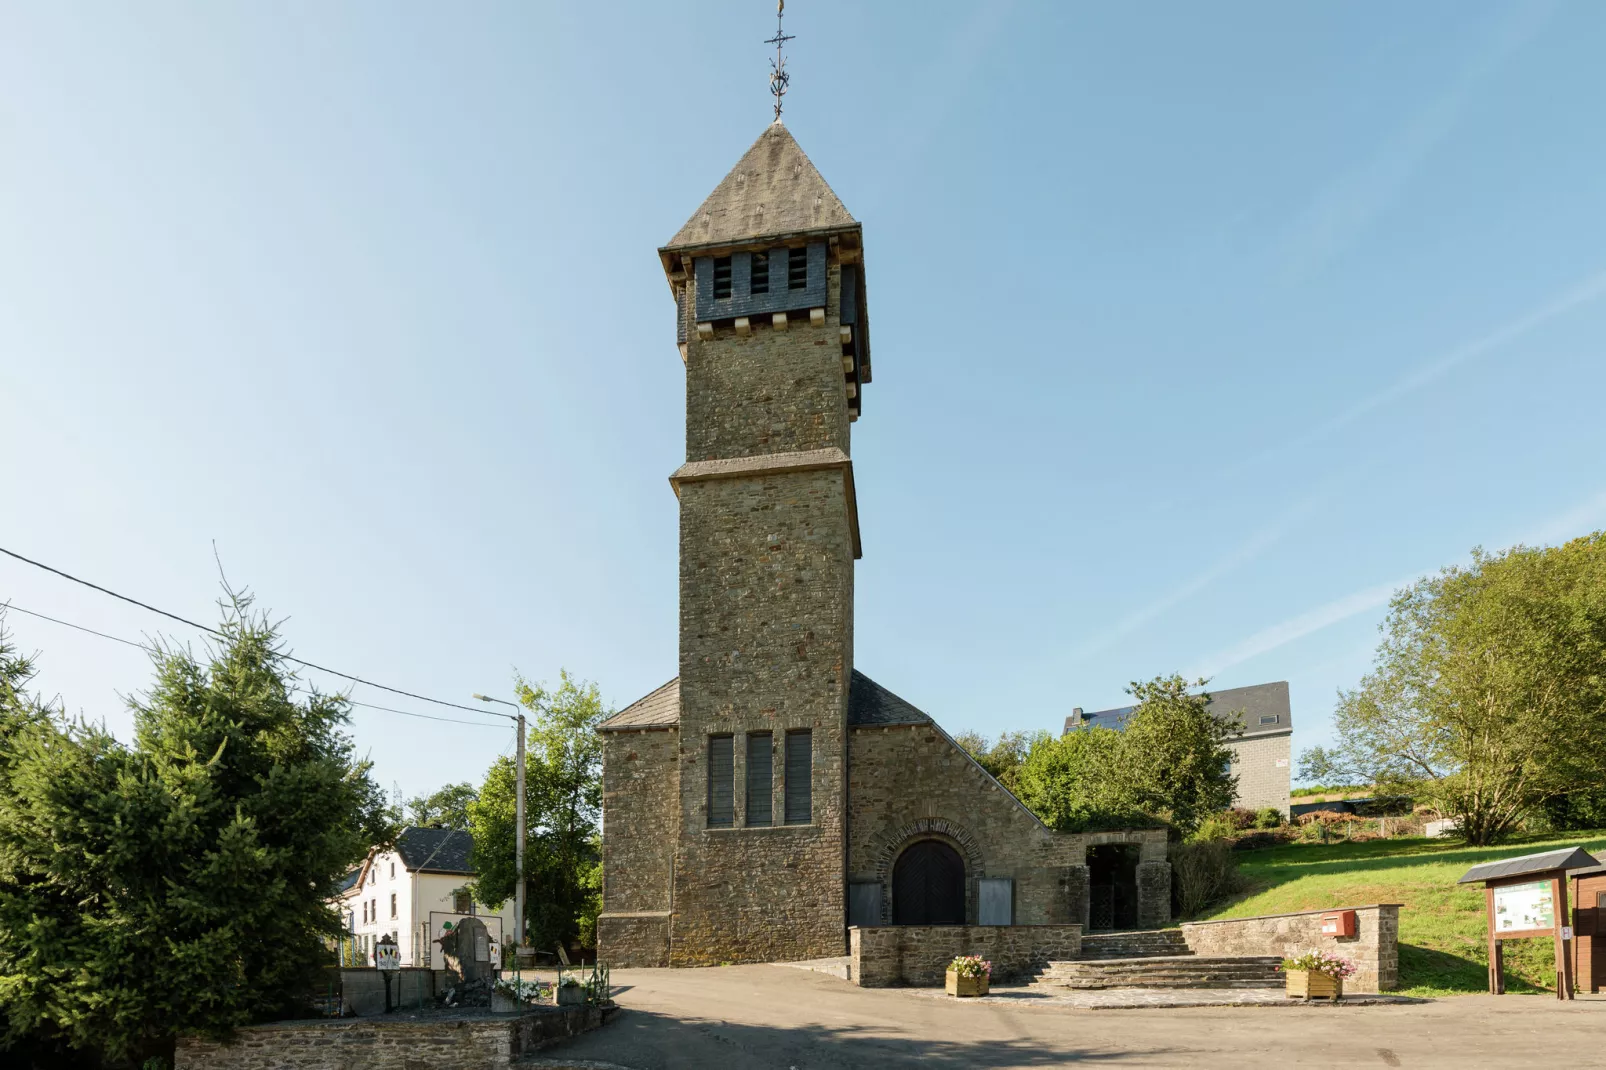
[1031,955,1282,991]
[1078,929,1193,960]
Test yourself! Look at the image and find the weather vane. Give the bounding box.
[765,0,793,121]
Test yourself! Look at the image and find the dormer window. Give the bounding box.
[788,246,808,289]
[750,252,769,295]
[713,257,733,300]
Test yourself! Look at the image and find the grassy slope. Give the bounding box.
[1197,831,1606,996]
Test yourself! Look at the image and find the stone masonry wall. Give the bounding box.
[684,260,849,462]
[176,1017,514,1070]
[1227,732,1291,815]
[848,725,1170,928]
[850,925,1083,987]
[176,1007,613,1070]
[598,726,678,967]
[1181,904,1401,991]
[673,465,854,965]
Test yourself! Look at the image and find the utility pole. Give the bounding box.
[474,693,528,958]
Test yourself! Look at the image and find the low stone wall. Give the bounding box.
[1181,904,1401,992]
[175,1005,615,1070]
[850,924,1082,987]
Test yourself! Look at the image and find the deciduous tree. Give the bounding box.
[407,782,478,831]
[1299,534,1606,845]
[1014,675,1239,836]
[467,670,606,953]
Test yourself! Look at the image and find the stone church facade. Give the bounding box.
[597,122,1170,969]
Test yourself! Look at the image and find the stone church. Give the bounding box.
[597,121,1170,968]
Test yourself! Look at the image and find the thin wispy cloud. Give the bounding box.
[1519,487,1606,548]
[1187,576,1410,681]
[1205,267,1606,491]
[1067,493,1325,663]
[1188,483,1606,680]
[1279,0,1556,279]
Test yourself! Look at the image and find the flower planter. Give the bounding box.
[1284,969,1342,1002]
[491,991,523,1014]
[946,970,989,998]
[557,985,587,1007]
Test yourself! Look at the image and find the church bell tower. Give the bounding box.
[657,120,871,964]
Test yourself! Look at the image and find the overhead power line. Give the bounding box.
[0,545,502,718]
[2,601,146,649]
[0,598,508,731]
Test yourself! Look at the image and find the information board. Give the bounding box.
[1493,879,1554,933]
[375,944,401,971]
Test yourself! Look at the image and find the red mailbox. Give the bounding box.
[1320,910,1357,938]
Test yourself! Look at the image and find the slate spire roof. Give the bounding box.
[664,122,858,252]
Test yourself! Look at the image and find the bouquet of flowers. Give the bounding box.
[1279,949,1357,980]
[493,977,549,1003]
[947,955,993,978]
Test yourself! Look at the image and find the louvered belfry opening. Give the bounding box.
[892,840,966,925]
[707,735,734,828]
[787,246,808,289]
[749,251,769,295]
[745,732,773,826]
[784,729,812,824]
[712,256,733,300]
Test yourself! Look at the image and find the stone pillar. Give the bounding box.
[1136,860,1171,928]
[1065,864,1090,931]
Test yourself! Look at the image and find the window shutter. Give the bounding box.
[784,730,812,825]
[848,882,884,927]
[978,878,1014,926]
[708,735,735,828]
[745,732,773,826]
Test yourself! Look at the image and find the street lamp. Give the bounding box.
[473,693,527,958]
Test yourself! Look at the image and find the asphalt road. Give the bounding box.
[530,965,1606,1069]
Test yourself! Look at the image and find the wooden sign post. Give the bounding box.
[1459,846,1597,1001]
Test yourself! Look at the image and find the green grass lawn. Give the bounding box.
[1197,830,1606,996]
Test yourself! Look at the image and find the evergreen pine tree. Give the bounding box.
[0,597,392,1065]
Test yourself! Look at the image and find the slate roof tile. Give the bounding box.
[664,122,857,252]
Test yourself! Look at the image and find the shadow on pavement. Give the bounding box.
[547,1006,1179,1068]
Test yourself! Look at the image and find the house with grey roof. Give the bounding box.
[338,826,517,970]
[1066,681,1294,815]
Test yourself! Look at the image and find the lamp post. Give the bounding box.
[473,693,527,958]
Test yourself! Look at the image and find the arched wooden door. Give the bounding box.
[892,840,966,925]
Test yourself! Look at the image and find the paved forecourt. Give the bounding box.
[542,964,1605,1069]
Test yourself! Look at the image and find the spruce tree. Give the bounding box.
[0,598,392,1064]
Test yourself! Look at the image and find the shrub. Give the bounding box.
[1225,807,1259,830]
[1169,840,1248,918]
[1254,807,1283,830]
[1191,812,1239,843]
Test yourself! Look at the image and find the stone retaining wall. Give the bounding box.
[174,1006,613,1070]
[850,924,1082,987]
[1180,904,1401,991]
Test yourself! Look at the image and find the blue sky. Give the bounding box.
[3,1,1604,802]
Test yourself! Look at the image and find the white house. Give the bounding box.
[338,826,519,969]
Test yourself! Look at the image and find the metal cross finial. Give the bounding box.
[765,0,794,121]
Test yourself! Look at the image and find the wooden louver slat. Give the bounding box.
[745,732,773,826]
[784,729,812,825]
[707,735,734,828]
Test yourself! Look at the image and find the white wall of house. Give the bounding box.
[341,850,518,966]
